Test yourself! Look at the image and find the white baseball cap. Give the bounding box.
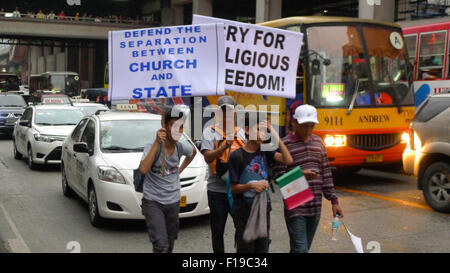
[293,104,319,124]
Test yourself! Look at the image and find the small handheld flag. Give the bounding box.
[276,166,314,210]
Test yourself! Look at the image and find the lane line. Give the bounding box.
[335,186,434,211]
[0,200,31,253]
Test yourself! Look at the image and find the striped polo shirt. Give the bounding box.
[274,133,339,218]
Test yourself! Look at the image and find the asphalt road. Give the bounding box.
[0,136,449,253]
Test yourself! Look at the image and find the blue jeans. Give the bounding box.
[285,215,321,253]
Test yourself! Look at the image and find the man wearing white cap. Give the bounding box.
[275,104,344,253]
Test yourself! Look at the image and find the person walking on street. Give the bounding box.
[201,96,245,253]
[276,104,344,253]
[139,106,197,253]
[228,113,293,253]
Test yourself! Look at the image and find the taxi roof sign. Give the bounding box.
[116,104,138,111]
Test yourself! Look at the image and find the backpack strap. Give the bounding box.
[150,144,162,170]
[211,125,240,139]
[211,125,242,160]
[175,141,183,159]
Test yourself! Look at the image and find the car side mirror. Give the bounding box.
[19,120,31,127]
[73,142,89,154]
[194,140,202,150]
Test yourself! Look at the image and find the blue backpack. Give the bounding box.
[226,174,234,215]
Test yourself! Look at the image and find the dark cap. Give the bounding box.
[163,105,189,125]
[217,96,235,110]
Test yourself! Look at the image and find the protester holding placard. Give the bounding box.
[193,15,303,100]
[228,113,293,253]
[139,106,197,253]
[201,96,246,253]
[274,105,344,253]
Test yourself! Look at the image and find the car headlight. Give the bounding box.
[324,135,347,147]
[401,132,409,144]
[413,132,422,151]
[204,168,210,181]
[97,166,126,184]
[33,133,65,142]
[33,132,52,142]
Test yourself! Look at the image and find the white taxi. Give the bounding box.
[61,111,209,226]
[12,105,84,169]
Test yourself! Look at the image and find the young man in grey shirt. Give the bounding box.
[201,96,246,253]
[139,107,197,253]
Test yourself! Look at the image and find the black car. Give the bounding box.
[84,88,108,105]
[0,93,26,137]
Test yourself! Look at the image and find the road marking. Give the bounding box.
[335,186,434,211]
[0,201,31,253]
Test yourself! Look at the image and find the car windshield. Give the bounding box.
[77,105,108,116]
[100,119,191,153]
[0,95,26,107]
[35,109,84,126]
[305,25,414,108]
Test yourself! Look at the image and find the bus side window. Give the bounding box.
[448,34,450,80]
[404,34,417,80]
[418,31,446,80]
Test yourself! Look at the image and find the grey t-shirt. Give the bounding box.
[141,141,194,205]
[201,125,246,193]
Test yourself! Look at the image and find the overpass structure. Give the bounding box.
[0,16,147,40]
[0,16,153,88]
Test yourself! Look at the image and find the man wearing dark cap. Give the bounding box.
[201,96,246,253]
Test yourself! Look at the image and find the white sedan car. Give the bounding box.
[61,111,209,226]
[72,102,109,116]
[12,105,84,169]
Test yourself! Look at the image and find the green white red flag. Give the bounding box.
[276,166,314,210]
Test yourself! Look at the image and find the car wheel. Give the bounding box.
[62,165,74,198]
[13,139,22,160]
[88,185,103,227]
[423,162,450,213]
[27,146,36,170]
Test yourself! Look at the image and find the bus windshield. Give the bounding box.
[48,74,81,96]
[305,25,413,108]
[0,74,20,92]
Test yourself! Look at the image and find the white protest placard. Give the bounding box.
[108,24,225,101]
[193,15,303,99]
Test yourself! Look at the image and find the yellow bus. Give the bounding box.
[206,17,415,171]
